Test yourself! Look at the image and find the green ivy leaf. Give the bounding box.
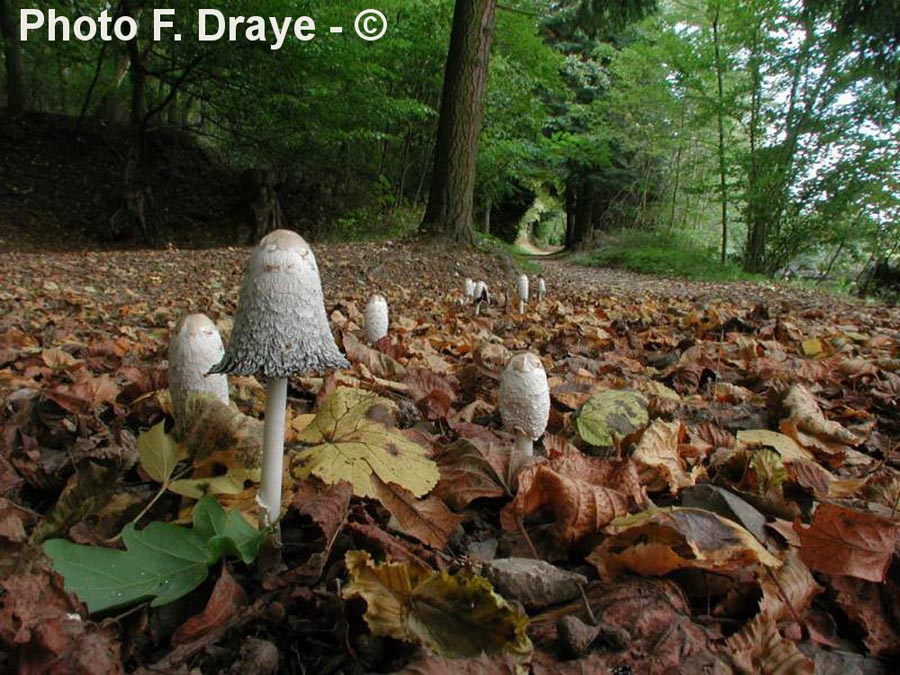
[43,497,264,614]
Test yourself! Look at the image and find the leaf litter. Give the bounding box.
[1,243,900,672]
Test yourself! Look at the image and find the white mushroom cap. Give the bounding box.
[365,294,389,344]
[537,277,546,296]
[516,274,530,304]
[211,230,348,378]
[169,314,229,435]
[464,278,476,299]
[499,352,550,441]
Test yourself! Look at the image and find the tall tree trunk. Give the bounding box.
[572,175,595,249]
[420,0,498,243]
[0,0,28,114]
[711,1,729,266]
[564,174,577,250]
[668,97,686,231]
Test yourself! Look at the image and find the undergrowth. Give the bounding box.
[477,233,544,274]
[577,229,761,282]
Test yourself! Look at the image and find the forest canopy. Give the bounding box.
[0,0,897,279]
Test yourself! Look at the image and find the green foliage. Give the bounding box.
[43,497,265,614]
[577,229,760,281]
[476,233,544,274]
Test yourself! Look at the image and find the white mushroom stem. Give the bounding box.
[516,274,529,314]
[514,430,534,457]
[258,377,287,529]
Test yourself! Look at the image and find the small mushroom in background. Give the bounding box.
[516,274,530,314]
[365,294,389,345]
[464,277,476,303]
[168,313,229,437]
[473,280,491,316]
[210,229,349,529]
[499,352,550,457]
[536,276,547,302]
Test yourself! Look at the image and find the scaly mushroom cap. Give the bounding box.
[499,352,550,441]
[211,229,349,378]
[365,294,389,344]
[517,274,530,304]
[537,277,547,296]
[169,314,229,435]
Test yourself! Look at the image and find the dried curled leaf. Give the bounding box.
[373,475,464,550]
[727,613,813,674]
[182,392,264,468]
[782,384,861,447]
[290,387,439,498]
[632,420,698,493]
[343,550,532,659]
[588,507,780,580]
[501,452,643,545]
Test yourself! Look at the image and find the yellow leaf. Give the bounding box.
[343,550,532,659]
[737,430,815,463]
[290,387,439,498]
[801,339,823,358]
[137,421,180,484]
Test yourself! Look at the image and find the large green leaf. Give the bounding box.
[43,497,265,614]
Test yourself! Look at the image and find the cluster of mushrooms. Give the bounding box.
[167,230,551,531]
[464,273,546,315]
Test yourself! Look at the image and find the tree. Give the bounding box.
[421,0,499,242]
[0,0,28,114]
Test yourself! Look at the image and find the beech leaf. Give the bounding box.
[794,502,900,582]
[372,475,464,550]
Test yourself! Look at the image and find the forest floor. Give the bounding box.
[2,238,900,674]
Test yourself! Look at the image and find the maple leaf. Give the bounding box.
[289,387,439,499]
[794,502,900,582]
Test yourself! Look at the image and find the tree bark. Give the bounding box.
[420,0,498,243]
[711,1,729,265]
[0,0,28,114]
